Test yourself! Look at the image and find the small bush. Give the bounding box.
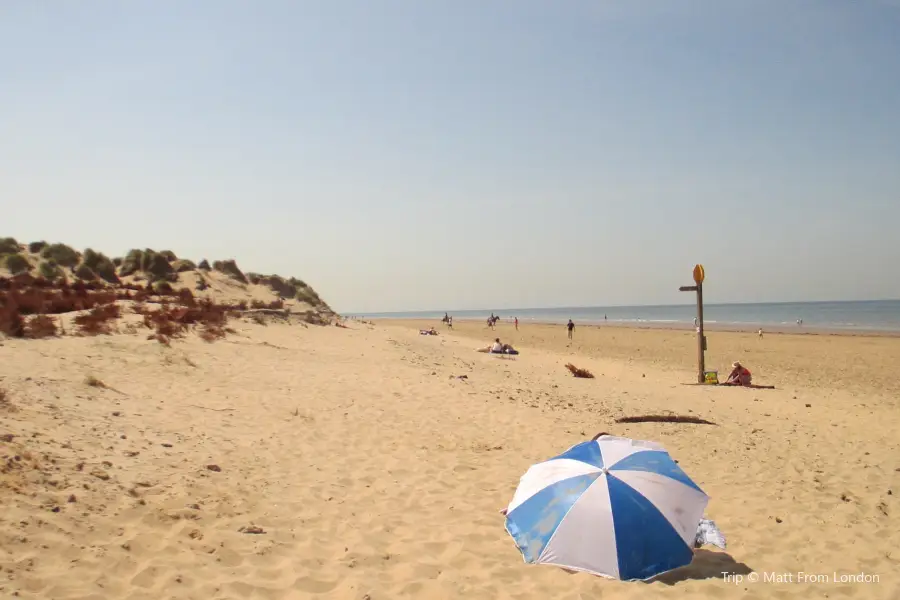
[112,256,123,267]
[197,259,211,270]
[171,259,196,272]
[212,259,247,283]
[28,241,47,253]
[119,249,144,276]
[246,272,262,285]
[82,248,119,284]
[39,260,62,280]
[195,274,209,291]
[296,286,325,307]
[3,253,31,275]
[152,280,174,294]
[0,237,19,254]
[159,250,177,261]
[142,251,174,281]
[40,243,80,267]
[73,263,96,281]
[262,275,297,299]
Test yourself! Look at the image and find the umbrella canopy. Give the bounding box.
[503,435,709,581]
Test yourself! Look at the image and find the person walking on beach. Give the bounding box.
[514,317,518,331]
[567,319,575,340]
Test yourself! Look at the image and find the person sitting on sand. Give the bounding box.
[477,338,517,353]
[724,361,752,386]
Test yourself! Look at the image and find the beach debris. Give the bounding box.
[0,433,14,443]
[615,414,717,426]
[90,468,110,481]
[112,411,121,417]
[239,525,266,534]
[805,404,812,408]
[161,442,173,448]
[565,363,594,379]
[206,464,222,472]
[775,517,783,524]
[84,375,106,388]
[67,494,77,503]
[189,529,204,540]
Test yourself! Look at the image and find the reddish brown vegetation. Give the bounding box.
[565,363,595,379]
[136,298,228,345]
[25,315,57,339]
[0,275,241,343]
[74,304,121,336]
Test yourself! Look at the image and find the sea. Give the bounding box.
[350,300,900,333]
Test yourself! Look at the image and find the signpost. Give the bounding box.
[679,264,707,383]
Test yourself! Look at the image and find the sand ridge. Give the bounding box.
[2,318,899,599]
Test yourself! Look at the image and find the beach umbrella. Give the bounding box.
[503,435,709,581]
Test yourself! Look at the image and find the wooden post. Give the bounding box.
[680,264,707,384]
[696,282,705,384]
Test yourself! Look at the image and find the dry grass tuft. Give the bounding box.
[565,363,595,378]
[84,375,107,388]
[0,387,18,413]
[74,304,121,336]
[25,314,57,338]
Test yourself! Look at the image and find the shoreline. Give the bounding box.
[369,316,900,338]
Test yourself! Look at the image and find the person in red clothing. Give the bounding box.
[514,317,518,330]
[724,361,752,386]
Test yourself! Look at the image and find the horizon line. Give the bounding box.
[344,297,900,315]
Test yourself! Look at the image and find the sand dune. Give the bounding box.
[2,316,899,599]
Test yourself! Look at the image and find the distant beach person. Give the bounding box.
[724,361,752,386]
[478,338,516,353]
[567,319,575,340]
[694,317,698,327]
[604,314,607,322]
[448,316,453,329]
[758,328,763,338]
[514,317,518,330]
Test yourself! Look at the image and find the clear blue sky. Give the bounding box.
[3,1,899,313]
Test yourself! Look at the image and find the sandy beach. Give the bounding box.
[3,317,900,599]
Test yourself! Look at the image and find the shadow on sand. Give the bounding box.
[648,550,753,585]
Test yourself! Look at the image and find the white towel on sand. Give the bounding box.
[694,519,727,550]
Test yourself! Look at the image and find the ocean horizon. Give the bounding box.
[348,299,900,333]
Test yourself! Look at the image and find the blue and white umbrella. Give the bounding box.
[503,435,709,581]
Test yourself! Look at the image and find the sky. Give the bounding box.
[2,0,899,313]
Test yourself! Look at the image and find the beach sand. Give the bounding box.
[2,318,899,599]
